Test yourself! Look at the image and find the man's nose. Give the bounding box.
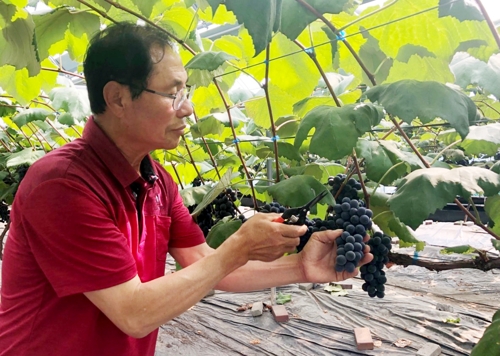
[176,99,194,118]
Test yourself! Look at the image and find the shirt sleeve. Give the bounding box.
[163,173,205,249]
[21,179,137,297]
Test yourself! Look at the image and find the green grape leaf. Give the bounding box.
[292,97,337,117]
[6,148,45,167]
[57,112,75,126]
[485,195,500,236]
[190,115,225,138]
[440,123,500,156]
[135,0,157,18]
[190,168,232,216]
[355,140,409,185]
[185,51,237,71]
[470,309,500,356]
[0,7,40,76]
[283,164,324,180]
[12,108,51,127]
[439,245,477,255]
[279,0,349,41]
[365,80,480,139]
[438,0,484,22]
[263,141,303,162]
[179,184,213,207]
[256,175,334,214]
[294,103,384,160]
[49,87,91,121]
[395,44,436,63]
[0,100,17,117]
[388,167,500,229]
[275,115,299,137]
[450,53,500,100]
[224,0,279,56]
[206,219,242,249]
[368,188,423,249]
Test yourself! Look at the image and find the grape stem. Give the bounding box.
[352,150,370,208]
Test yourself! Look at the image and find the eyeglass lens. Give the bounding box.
[173,86,194,110]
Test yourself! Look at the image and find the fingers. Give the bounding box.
[311,229,343,244]
[252,212,308,237]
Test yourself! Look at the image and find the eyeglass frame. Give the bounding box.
[142,85,194,111]
[113,79,194,111]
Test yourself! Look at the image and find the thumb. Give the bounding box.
[313,229,343,244]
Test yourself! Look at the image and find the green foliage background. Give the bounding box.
[1,0,500,352]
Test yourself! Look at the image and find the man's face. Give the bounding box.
[123,47,193,152]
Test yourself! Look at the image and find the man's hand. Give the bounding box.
[298,229,373,283]
[230,213,307,263]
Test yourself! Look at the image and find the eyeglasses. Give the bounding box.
[142,85,194,110]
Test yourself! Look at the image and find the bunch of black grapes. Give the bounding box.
[331,197,372,273]
[213,188,238,220]
[360,231,391,298]
[0,201,9,223]
[327,174,362,202]
[188,204,215,237]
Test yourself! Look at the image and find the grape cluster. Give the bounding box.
[213,188,238,220]
[331,197,372,273]
[188,204,214,237]
[260,202,286,214]
[360,231,391,298]
[0,200,9,223]
[327,174,362,202]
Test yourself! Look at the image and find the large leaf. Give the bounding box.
[450,53,500,100]
[470,309,500,356]
[368,188,423,249]
[262,142,303,162]
[0,6,40,76]
[33,8,99,61]
[49,87,91,121]
[365,80,480,139]
[438,0,484,22]
[388,167,500,229]
[206,219,242,249]
[224,0,279,56]
[279,0,349,41]
[12,108,51,127]
[6,148,45,167]
[185,51,237,71]
[355,140,409,185]
[179,184,212,207]
[440,124,500,156]
[294,104,384,160]
[190,168,232,216]
[190,116,225,138]
[256,175,334,214]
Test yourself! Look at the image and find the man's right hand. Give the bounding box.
[229,213,307,263]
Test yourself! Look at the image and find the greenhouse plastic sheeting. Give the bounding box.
[156,263,499,356]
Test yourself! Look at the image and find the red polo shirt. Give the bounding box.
[0,117,205,356]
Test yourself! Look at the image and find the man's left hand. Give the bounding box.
[298,229,373,283]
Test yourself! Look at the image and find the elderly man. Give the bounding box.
[0,22,371,356]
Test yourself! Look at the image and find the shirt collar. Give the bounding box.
[82,116,158,188]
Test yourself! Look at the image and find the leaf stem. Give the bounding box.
[181,135,204,185]
[429,139,461,166]
[371,161,406,197]
[191,113,221,180]
[372,210,392,222]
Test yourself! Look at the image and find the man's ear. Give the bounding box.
[102,81,128,117]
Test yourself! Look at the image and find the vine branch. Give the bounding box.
[213,79,258,209]
[263,44,281,183]
[474,0,500,50]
